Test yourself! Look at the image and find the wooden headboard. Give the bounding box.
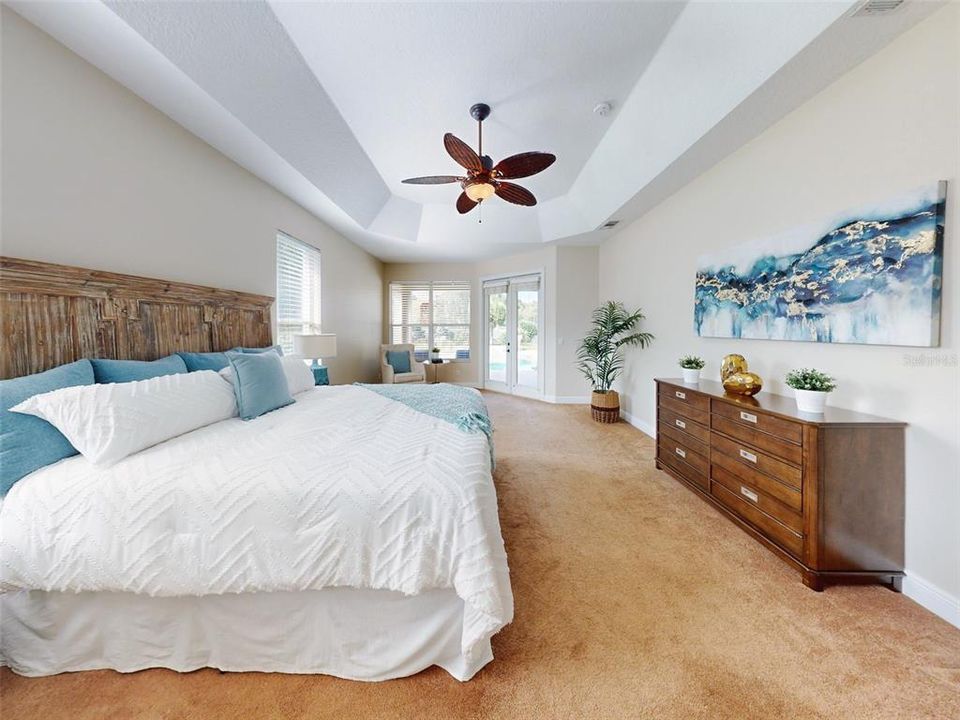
[0,257,273,379]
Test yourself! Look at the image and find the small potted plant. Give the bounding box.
[679,355,705,384]
[785,368,836,413]
[429,347,441,363]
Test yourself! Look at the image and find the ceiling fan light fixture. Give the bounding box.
[464,181,496,202]
[402,103,556,217]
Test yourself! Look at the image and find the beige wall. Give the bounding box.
[384,245,599,400]
[0,8,383,384]
[599,7,960,610]
[556,246,600,399]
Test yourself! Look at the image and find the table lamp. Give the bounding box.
[294,333,337,385]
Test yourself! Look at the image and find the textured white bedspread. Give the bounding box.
[0,385,513,662]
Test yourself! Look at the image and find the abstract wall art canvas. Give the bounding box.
[694,182,946,347]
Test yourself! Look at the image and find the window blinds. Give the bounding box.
[276,233,321,355]
[389,281,471,360]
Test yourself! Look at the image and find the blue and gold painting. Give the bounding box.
[695,182,946,347]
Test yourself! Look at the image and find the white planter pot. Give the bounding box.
[795,389,829,414]
[681,368,701,384]
[429,351,440,362]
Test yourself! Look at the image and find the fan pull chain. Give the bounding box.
[478,201,482,224]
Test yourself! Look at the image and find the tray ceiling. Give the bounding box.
[9,1,942,262]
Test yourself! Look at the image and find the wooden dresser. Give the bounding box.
[655,378,905,591]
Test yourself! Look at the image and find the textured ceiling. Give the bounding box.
[104,0,390,228]
[8,1,945,262]
[271,1,683,205]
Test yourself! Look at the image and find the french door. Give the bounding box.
[483,274,543,398]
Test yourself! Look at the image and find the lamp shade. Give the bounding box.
[464,181,495,202]
[294,333,337,359]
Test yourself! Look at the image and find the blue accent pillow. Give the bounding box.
[225,351,294,420]
[0,360,94,495]
[232,345,284,356]
[177,351,230,372]
[386,350,411,374]
[91,354,187,384]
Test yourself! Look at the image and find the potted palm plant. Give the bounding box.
[785,368,836,413]
[577,301,654,423]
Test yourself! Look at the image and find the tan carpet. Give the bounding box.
[3,392,959,719]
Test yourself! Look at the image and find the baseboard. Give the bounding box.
[620,409,655,438]
[903,572,960,628]
[452,381,482,389]
[544,395,590,404]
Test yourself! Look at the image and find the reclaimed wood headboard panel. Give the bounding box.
[0,257,273,379]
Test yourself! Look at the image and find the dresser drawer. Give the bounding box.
[659,406,709,444]
[658,442,708,492]
[711,463,802,533]
[658,434,708,477]
[711,432,802,489]
[711,415,803,465]
[658,395,709,426]
[658,383,709,413]
[658,421,708,458]
[712,482,803,558]
[711,451,802,511]
[711,400,802,445]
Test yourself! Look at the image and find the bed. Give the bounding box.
[0,258,513,681]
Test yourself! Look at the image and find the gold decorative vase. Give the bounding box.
[720,354,763,396]
[721,354,748,382]
[722,372,764,396]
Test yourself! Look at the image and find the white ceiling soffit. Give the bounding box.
[101,0,390,229]
[8,1,943,262]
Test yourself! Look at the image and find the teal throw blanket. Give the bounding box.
[356,383,495,468]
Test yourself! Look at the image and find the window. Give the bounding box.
[390,281,471,361]
[276,233,321,355]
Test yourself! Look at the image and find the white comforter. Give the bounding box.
[0,385,513,661]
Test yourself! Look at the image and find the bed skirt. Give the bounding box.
[0,587,492,681]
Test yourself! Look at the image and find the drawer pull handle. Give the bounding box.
[739,448,758,464]
[675,447,686,459]
[675,419,686,429]
[740,486,759,503]
[675,391,686,400]
[740,411,758,424]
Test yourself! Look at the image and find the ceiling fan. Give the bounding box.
[402,103,556,218]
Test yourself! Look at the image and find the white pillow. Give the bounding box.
[11,370,237,466]
[281,356,316,395]
[219,356,316,396]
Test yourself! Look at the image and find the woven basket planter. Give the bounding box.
[590,390,620,424]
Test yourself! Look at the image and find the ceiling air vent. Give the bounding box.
[851,0,905,16]
[599,220,620,230]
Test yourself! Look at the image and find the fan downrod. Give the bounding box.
[469,103,490,122]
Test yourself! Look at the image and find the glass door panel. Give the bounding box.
[515,287,539,392]
[485,287,509,390]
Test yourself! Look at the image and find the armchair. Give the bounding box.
[380,344,426,384]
